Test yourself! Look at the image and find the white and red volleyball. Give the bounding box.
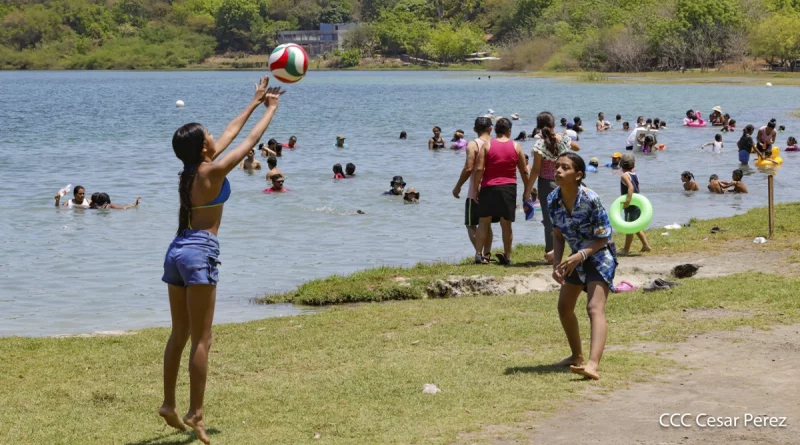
[268,43,308,84]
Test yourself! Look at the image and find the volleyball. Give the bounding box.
[268,44,309,84]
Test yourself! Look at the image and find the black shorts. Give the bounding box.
[565,258,605,288]
[465,198,479,226]
[625,145,634,151]
[478,184,517,222]
[624,206,641,223]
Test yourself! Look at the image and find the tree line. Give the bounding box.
[1,0,800,71]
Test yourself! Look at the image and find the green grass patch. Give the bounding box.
[1,274,798,445]
[259,203,800,305]
[577,72,609,83]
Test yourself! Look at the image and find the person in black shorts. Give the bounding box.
[453,117,494,259]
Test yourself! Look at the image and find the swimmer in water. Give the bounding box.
[615,114,622,123]
[55,185,91,208]
[429,126,445,150]
[399,131,407,140]
[701,134,724,153]
[708,174,725,194]
[282,136,297,149]
[605,152,622,169]
[335,135,346,148]
[621,121,630,131]
[681,171,699,191]
[345,163,356,176]
[515,131,528,141]
[786,136,799,152]
[450,130,467,150]
[266,156,282,180]
[595,112,611,131]
[90,193,141,209]
[636,116,644,127]
[384,176,405,196]
[333,163,346,179]
[721,169,748,194]
[403,187,419,204]
[560,117,568,127]
[240,148,262,170]
[264,174,288,193]
[587,157,599,172]
[260,138,280,157]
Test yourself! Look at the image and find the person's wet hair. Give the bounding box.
[258,142,265,150]
[709,174,719,181]
[89,192,101,208]
[333,163,344,176]
[94,192,111,208]
[682,171,694,180]
[474,117,493,135]
[270,173,283,182]
[686,109,695,118]
[452,130,464,142]
[399,131,407,139]
[275,145,283,156]
[616,114,622,120]
[653,118,661,128]
[172,122,206,234]
[432,126,441,133]
[267,156,277,168]
[73,185,84,197]
[560,117,567,126]
[345,163,356,175]
[494,117,512,136]
[514,131,527,141]
[557,152,586,185]
[789,136,798,145]
[767,120,777,129]
[268,138,278,147]
[715,134,722,142]
[537,111,558,157]
[733,169,743,179]
[622,121,630,129]
[744,124,755,135]
[645,118,653,126]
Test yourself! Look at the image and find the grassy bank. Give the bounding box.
[2,272,799,445]
[258,202,800,306]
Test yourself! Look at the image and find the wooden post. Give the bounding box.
[768,175,775,238]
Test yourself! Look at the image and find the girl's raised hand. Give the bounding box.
[253,76,269,102]
[263,86,285,109]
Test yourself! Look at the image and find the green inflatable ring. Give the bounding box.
[609,193,653,235]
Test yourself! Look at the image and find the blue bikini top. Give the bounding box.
[193,177,231,209]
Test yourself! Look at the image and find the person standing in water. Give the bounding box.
[160,77,284,443]
[756,120,777,158]
[453,117,494,260]
[239,148,262,170]
[548,152,617,380]
[737,125,755,165]
[528,111,580,264]
[429,126,445,150]
[595,112,611,131]
[54,185,90,208]
[472,118,529,265]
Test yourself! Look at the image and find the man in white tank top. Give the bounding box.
[453,117,493,258]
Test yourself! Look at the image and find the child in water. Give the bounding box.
[587,157,600,172]
[641,135,655,153]
[723,118,736,133]
[786,136,799,152]
[708,174,725,194]
[681,171,700,191]
[737,125,755,165]
[345,163,356,176]
[701,134,724,153]
[721,169,748,194]
[333,163,346,179]
[619,155,652,254]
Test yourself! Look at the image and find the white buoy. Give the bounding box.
[176,100,185,108]
[766,82,773,87]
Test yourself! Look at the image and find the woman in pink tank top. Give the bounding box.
[471,118,529,265]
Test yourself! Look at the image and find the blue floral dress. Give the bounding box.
[547,185,617,289]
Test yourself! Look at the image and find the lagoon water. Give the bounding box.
[2,70,798,337]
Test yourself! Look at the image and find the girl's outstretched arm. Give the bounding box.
[210,77,269,160]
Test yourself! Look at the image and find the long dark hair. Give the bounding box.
[557,152,586,186]
[537,111,558,157]
[172,123,206,234]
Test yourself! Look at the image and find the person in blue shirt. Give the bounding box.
[548,152,617,381]
[604,152,622,169]
[587,157,599,172]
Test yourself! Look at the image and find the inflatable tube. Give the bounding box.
[755,158,782,167]
[770,147,781,158]
[609,193,653,235]
[683,111,707,127]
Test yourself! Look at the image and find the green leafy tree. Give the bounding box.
[319,0,353,24]
[0,5,66,50]
[214,0,258,50]
[112,0,148,27]
[750,10,800,70]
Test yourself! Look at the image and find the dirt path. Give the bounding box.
[457,323,800,445]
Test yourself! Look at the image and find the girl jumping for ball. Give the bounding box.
[547,152,618,380]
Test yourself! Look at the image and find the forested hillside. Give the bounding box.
[2,0,800,71]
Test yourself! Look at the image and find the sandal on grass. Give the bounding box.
[496,253,512,266]
[474,254,489,265]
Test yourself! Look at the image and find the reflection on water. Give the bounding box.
[0,71,797,336]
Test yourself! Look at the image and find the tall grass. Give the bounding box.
[578,71,609,82]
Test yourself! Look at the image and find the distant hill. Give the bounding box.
[1,0,798,71]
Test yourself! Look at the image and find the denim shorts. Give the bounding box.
[162,230,221,287]
[738,150,749,164]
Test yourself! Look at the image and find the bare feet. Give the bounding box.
[570,363,600,380]
[159,406,187,432]
[183,413,210,444]
[618,249,630,256]
[553,355,584,367]
[640,245,652,253]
